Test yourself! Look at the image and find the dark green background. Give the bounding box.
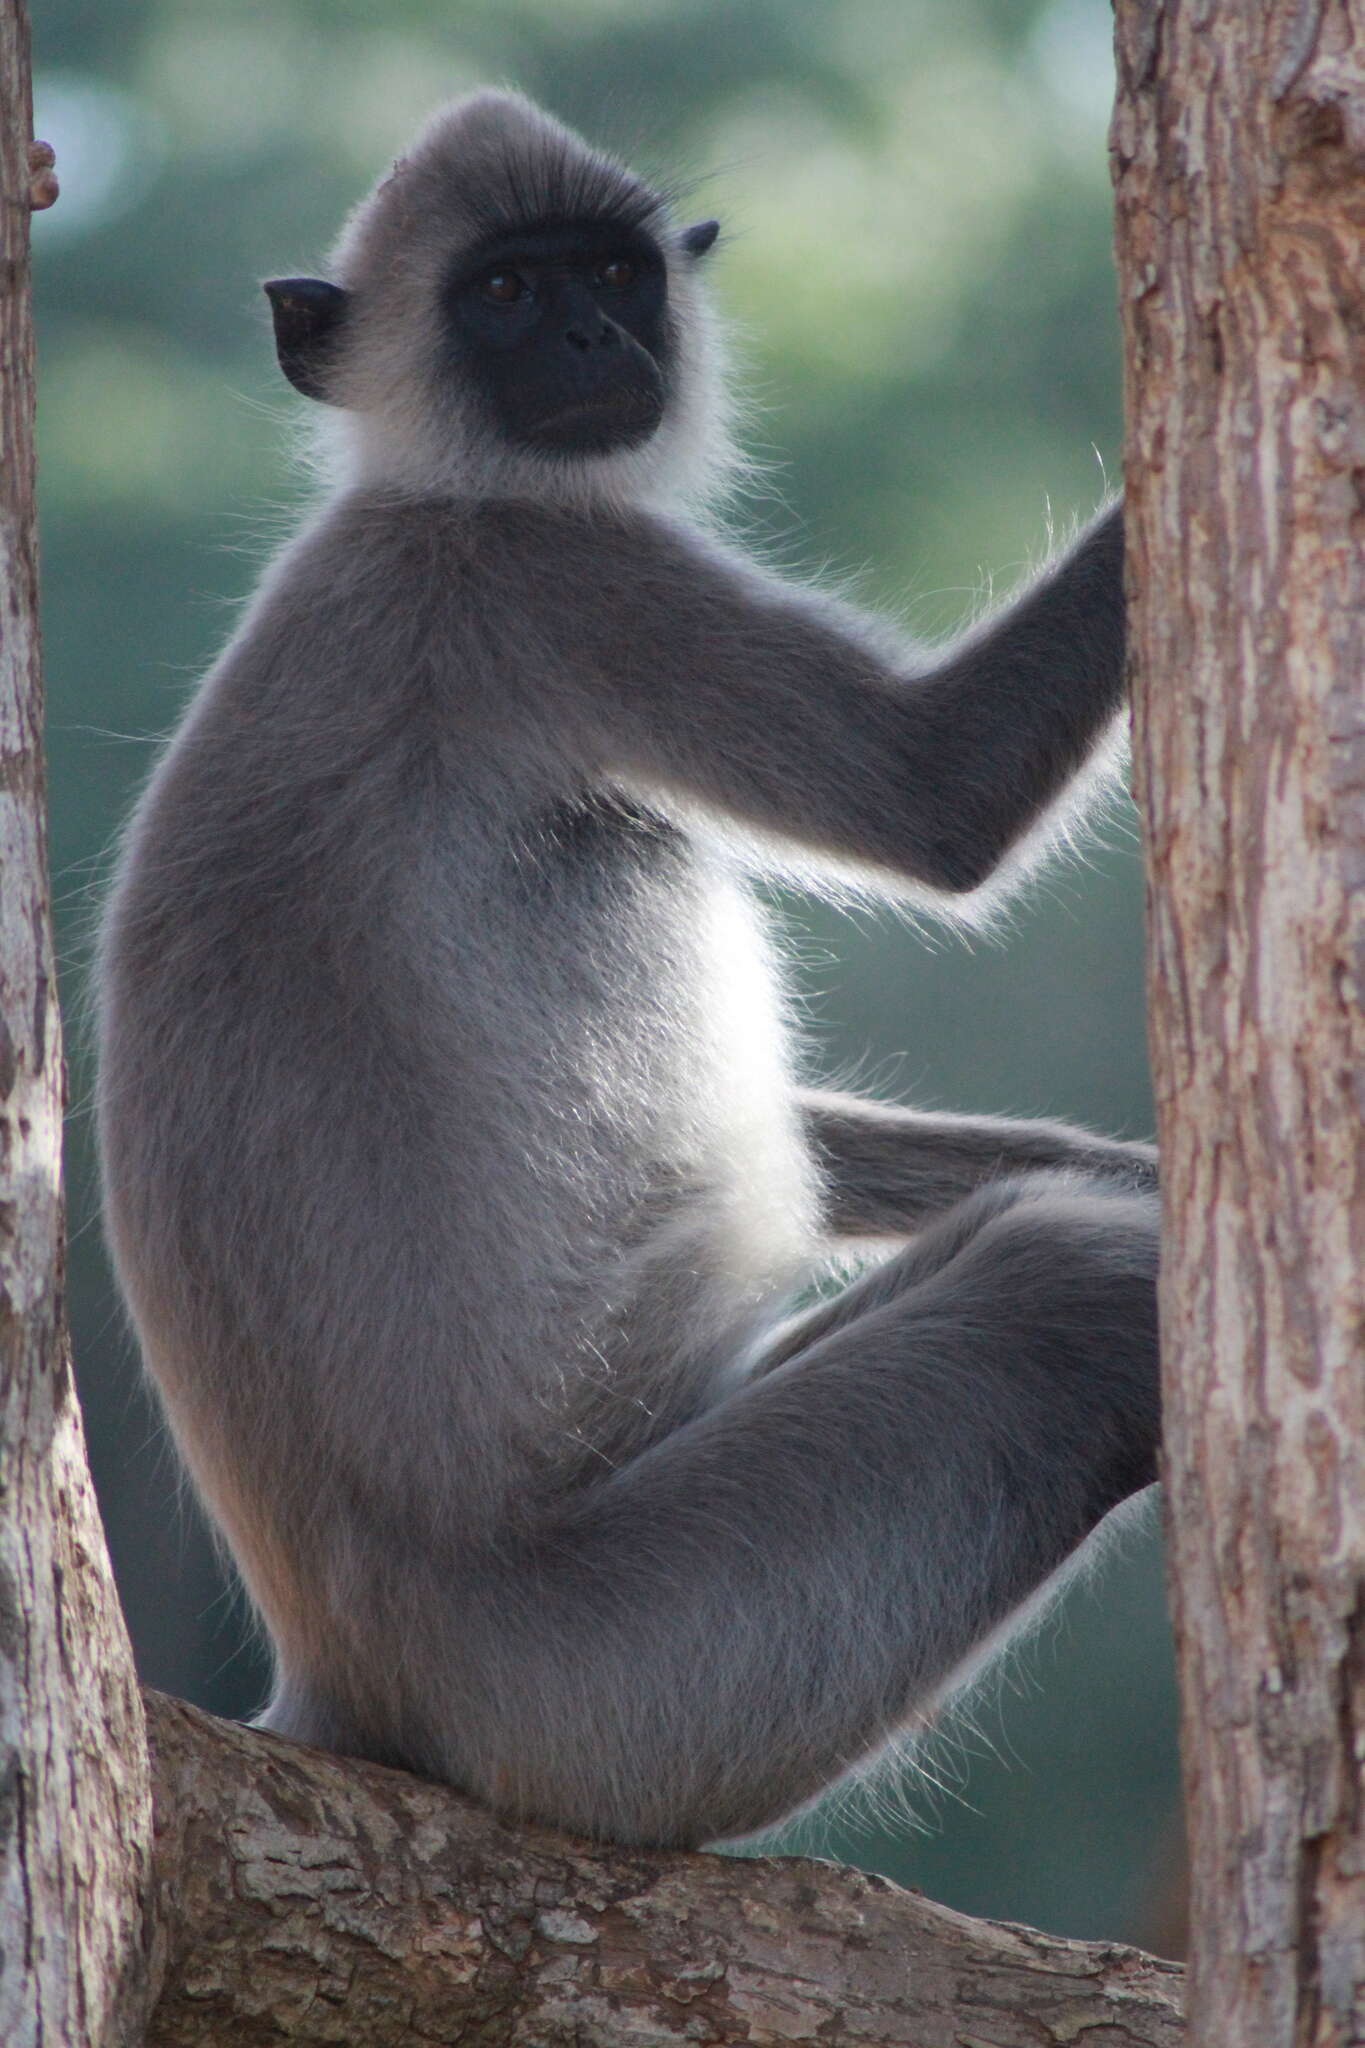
[32,0,1183,1950]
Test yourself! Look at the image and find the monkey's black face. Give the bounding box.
[444,221,672,456]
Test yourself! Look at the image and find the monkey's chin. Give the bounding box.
[518,392,664,458]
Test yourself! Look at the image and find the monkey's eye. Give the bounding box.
[596,257,636,290]
[480,270,527,305]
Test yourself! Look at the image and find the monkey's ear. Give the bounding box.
[680,220,720,260]
[262,278,351,403]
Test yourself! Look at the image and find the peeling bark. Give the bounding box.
[1113,4,1365,2044]
[0,4,152,2043]
[143,1692,1185,2048]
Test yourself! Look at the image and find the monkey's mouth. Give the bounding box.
[520,387,664,455]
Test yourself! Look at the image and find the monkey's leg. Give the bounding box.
[799,1087,1157,1237]
[374,1172,1159,1849]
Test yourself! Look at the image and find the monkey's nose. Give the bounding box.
[565,323,617,351]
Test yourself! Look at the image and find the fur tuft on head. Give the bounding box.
[316,91,739,513]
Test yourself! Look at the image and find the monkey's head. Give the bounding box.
[264,91,732,508]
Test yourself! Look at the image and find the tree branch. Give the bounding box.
[143,1690,1184,2047]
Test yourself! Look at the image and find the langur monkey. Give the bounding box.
[98,89,1160,1848]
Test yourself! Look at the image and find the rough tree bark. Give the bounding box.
[0,5,152,2044]
[1113,5,1365,2045]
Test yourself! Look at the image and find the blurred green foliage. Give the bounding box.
[32,0,1180,1951]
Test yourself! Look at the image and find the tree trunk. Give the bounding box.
[1113,5,1365,2044]
[0,6,152,2041]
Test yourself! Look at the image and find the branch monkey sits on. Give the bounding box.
[97,90,1160,1849]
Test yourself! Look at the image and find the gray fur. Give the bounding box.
[96,90,1159,1848]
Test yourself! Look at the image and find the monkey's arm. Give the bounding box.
[799,1089,1156,1238]
[495,498,1124,899]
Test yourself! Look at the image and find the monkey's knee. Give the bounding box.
[892,1167,1159,1323]
[762,1168,1156,1377]
[964,1179,1161,1503]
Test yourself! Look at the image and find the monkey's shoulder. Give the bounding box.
[295,488,729,619]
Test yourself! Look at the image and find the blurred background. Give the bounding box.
[32,0,1184,1956]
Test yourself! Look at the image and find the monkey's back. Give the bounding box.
[97,492,819,1622]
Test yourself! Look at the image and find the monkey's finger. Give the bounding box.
[28,139,59,211]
